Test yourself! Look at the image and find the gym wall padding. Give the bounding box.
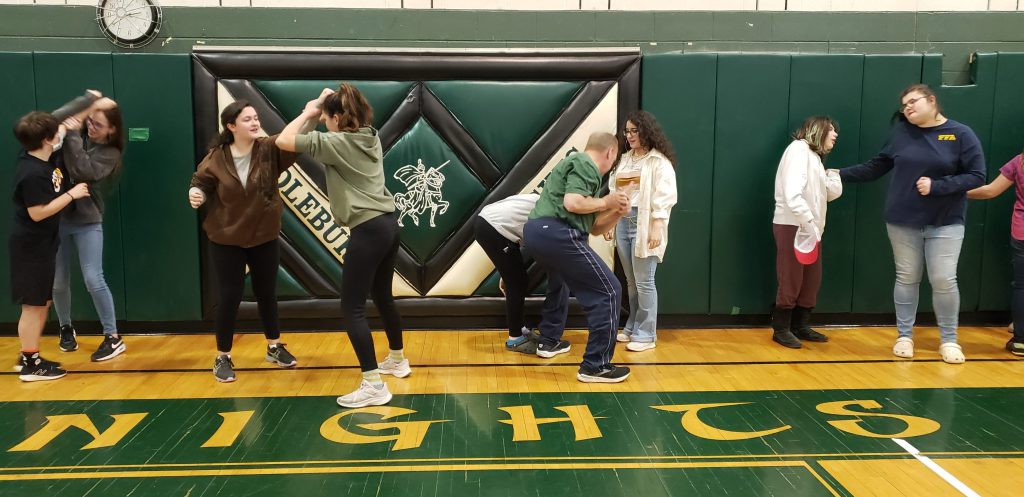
[2,50,1024,328]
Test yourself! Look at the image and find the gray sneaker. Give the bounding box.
[266,344,297,367]
[213,355,236,383]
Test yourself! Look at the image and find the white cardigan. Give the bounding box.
[609,148,678,262]
[773,139,843,233]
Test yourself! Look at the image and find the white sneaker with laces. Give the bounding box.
[626,341,656,352]
[616,332,630,343]
[377,357,412,378]
[337,380,393,408]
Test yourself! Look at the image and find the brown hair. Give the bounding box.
[898,83,942,122]
[323,83,374,132]
[621,110,677,167]
[96,106,125,152]
[208,100,253,151]
[792,116,839,158]
[13,111,59,151]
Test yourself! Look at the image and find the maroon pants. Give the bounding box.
[773,223,822,309]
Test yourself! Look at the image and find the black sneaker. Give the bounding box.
[19,354,67,382]
[266,343,297,367]
[59,324,78,352]
[1007,339,1024,357]
[13,354,26,372]
[214,355,236,383]
[577,364,630,383]
[91,335,126,362]
[536,339,571,358]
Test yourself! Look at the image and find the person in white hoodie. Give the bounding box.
[771,116,842,349]
[607,111,678,351]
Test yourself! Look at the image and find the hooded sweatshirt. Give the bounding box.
[293,127,395,229]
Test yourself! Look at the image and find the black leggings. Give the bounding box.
[473,216,527,337]
[209,239,281,353]
[343,212,404,372]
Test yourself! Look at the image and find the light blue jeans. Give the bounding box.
[615,209,660,343]
[53,222,118,335]
[885,223,964,344]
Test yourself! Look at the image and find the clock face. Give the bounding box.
[97,0,162,48]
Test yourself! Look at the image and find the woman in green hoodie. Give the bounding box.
[278,84,406,409]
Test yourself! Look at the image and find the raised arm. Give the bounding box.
[276,88,334,152]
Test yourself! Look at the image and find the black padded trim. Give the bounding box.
[191,56,219,163]
[618,59,641,128]
[378,84,423,152]
[193,52,641,81]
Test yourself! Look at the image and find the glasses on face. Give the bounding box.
[623,128,640,136]
[901,96,927,110]
[86,118,107,130]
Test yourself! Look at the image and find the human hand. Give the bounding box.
[68,183,90,200]
[916,177,932,196]
[62,117,83,131]
[188,187,206,209]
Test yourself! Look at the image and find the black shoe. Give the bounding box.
[536,340,571,358]
[13,354,26,372]
[266,343,297,367]
[214,355,236,383]
[19,353,67,382]
[771,307,801,348]
[577,364,631,383]
[91,335,126,362]
[59,324,78,352]
[773,331,803,349]
[1007,339,1024,357]
[791,306,828,342]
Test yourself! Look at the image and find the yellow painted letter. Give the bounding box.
[652,403,791,441]
[497,405,605,442]
[9,413,148,452]
[202,411,256,448]
[320,407,449,451]
[816,400,941,438]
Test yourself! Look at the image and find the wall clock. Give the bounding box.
[96,0,163,49]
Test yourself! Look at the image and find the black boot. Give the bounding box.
[791,306,828,342]
[771,307,801,349]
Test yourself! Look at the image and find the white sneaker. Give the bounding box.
[337,380,393,408]
[626,341,656,352]
[377,357,412,378]
[616,332,631,343]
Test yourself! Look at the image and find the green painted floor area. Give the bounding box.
[1,388,1022,496]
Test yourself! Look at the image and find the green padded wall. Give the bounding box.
[787,54,864,313]
[428,81,583,173]
[710,54,792,314]
[0,53,36,323]
[112,54,201,321]
[32,52,127,324]
[850,55,923,313]
[979,53,1024,311]
[641,53,716,314]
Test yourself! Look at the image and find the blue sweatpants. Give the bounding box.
[524,217,620,370]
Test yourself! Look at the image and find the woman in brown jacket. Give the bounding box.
[189,100,312,382]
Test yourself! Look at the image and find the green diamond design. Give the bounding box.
[253,80,414,128]
[384,118,487,264]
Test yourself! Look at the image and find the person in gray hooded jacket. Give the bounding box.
[52,93,126,362]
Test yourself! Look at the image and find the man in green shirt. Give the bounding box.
[524,132,631,383]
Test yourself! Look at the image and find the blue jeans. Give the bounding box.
[615,210,659,343]
[1011,237,1024,343]
[53,222,118,335]
[886,223,964,344]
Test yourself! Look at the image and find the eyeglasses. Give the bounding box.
[86,117,107,130]
[901,96,928,110]
[623,128,640,136]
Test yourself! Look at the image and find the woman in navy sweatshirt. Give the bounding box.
[837,84,985,364]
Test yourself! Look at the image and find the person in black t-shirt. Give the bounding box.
[10,111,89,382]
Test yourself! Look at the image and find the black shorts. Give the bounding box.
[8,235,57,306]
